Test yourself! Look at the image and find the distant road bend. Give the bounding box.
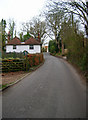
[2,53,86,118]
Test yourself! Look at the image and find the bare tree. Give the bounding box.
[29,17,47,44]
[50,0,88,37]
[8,19,16,40]
[45,0,65,50]
[20,17,47,44]
[21,22,30,33]
[68,0,88,37]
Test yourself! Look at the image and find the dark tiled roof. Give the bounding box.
[7,36,41,45]
[7,36,21,45]
[25,37,41,45]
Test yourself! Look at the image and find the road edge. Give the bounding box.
[51,54,86,86]
[1,60,45,92]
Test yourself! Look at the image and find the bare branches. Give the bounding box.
[48,0,88,36]
[68,1,88,36]
[29,18,47,44]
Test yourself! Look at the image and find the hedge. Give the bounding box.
[2,59,25,72]
[1,53,44,72]
[26,53,44,66]
[2,51,25,59]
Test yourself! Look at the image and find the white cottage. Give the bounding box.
[6,36,42,54]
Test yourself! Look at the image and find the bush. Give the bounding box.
[49,40,59,53]
[79,53,87,71]
[2,51,24,59]
[50,46,56,53]
[65,29,88,72]
[42,47,47,52]
[27,53,44,66]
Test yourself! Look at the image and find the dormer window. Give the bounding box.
[29,45,34,49]
[13,45,16,49]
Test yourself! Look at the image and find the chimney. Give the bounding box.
[8,31,10,43]
[38,32,41,42]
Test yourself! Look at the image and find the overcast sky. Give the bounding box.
[0,0,47,32]
[0,0,87,23]
[0,0,86,41]
[0,0,46,21]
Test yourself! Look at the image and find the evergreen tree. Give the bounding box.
[1,19,7,51]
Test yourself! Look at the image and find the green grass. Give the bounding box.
[0,84,7,89]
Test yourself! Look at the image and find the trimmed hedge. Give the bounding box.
[2,53,44,72]
[2,51,25,59]
[2,59,25,72]
[26,53,44,66]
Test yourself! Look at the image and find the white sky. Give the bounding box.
[0,0,47,31]
[0,0,86,23]
[0,0,86,42]
[0,0,46,21]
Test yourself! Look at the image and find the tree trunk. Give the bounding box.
[55,33,60,53]
[62,39,64,55]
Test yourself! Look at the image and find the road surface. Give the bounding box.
[2,53,86,118]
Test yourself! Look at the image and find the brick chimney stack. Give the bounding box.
[8,31,10,43]
[38,32,41,43]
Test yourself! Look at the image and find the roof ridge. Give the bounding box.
[7,36,21,45]
[7,36,41,45]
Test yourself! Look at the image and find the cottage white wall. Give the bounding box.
[6,45,41,54]
[6,46,13,53]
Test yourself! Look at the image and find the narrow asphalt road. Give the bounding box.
[2,53,86,118]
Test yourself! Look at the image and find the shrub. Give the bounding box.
[27,53,44,67]
[2,51,24,59]
[49,40,59,53]
[2,53,44,72]
[2,58,25,72]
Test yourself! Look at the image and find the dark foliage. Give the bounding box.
[49,40,59,53]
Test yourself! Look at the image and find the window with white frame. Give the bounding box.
[29,45,34,49]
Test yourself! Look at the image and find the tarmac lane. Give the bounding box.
[2,53,86,118]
